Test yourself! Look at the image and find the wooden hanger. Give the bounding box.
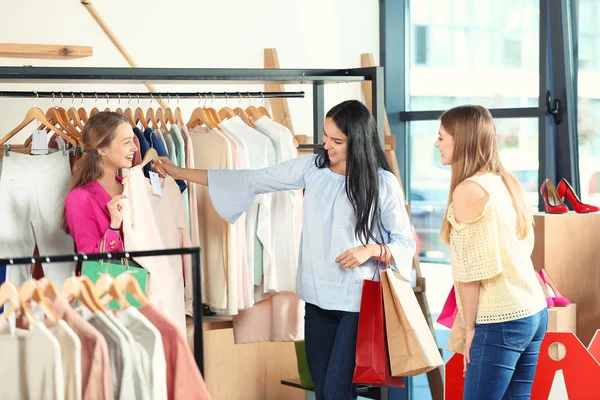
[24,106,80,148]
[37,278,59,301]
[139,147,159,170]
[135,107,149,129]
[56,106,82,144]
[0,107,78,147]
[187,107,217,130]
[146,107,159,130]
[123,107,136,127]
[258,106,272,118]
[234,107,256,128]
[94,274,130,309]
[78,107,89,123]
[61,276,99,312]
[175,107,184,129]
[156,107,169,133]
[20,279,59,323]
[218,106,236,120]
[116,108,124,115]
[68,107,85,131]
[114,273,147,305]
[0,281,36,324]
[79,276,107,312]
[247,106,263,122]
[165,107,176,126]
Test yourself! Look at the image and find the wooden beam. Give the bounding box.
[360,53,403,192]
[0,43,93,59]
[264,48,295,134]
[80,0,167,109]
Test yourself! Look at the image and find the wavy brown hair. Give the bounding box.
[439,105,533,244]
[62,112,130,234]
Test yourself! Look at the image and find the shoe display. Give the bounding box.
[540,179,568,214]
[557,178,600,213]
[538,269,570,307]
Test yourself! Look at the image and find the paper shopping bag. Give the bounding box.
[437,285,458,329]
[446,312,466,355]
[82,259,148,309]
[381,268,444,376]
[352,277,405,387]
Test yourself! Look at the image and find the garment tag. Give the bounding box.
[149,171,163,197]
[31,130,48,155]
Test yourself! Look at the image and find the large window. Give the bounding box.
[409,0,539,111]
[577,0,600,205]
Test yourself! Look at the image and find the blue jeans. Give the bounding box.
[304,302,360,400]
[464,308,548,399]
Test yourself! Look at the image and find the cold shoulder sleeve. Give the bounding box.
[447,202,503,282]
[207,155,315,224]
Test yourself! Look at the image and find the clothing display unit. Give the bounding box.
[0,65,388,400]
[0,66,386,149]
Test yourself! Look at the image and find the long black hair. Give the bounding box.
[315,100,392,245]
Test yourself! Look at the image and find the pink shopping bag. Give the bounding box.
[437,286,458,329]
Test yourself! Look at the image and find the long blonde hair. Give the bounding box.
[440,105,533,243]
[61,112,130,234]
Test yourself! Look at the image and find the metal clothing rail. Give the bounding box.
[0,90,306,100]
[0,66,386,147]
[0,247,205,375]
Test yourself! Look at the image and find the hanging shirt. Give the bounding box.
[165,134,178,166]
[121,166,192,330]
[51,294,113,400]
[143,127,187,193]
[181,126,200,248]
[117,307,167,400]
[138,302,211,400]
[0,319,64,400]
[49,320,83,400]
[86,310,135,400]
[220,117,276,299]
[207,154,416,313]
[169,125,190,233]
[190,127,237,314]
[134,127,151,176]
[252,117,302,293]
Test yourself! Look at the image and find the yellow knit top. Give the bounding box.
[447,173,547,324]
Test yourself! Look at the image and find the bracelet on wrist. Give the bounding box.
[109,225,120,231]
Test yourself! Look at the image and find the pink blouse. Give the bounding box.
[64,177,124,254]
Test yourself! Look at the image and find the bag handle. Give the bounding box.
[371,244,391,281]
[98,234,129,272]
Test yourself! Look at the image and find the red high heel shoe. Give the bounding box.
[541,179,568,214]
[557,178,600,213]
[538,269,570,307]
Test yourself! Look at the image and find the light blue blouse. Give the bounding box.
[207,154,416,312]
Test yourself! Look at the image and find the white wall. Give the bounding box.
[0,0,379,142]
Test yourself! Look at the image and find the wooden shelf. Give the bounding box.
[202,315,233,331]
[0,43,93,59]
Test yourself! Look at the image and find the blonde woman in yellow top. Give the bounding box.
[436,105,547,399]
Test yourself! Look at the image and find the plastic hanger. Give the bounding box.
[114,273,147,305]
[20,279,59,323]
[37,278,60,301]
[0,282,36,324]
[0,106,78,147]
[94,274,130,309]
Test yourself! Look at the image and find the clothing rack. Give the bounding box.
[0,247,205,375]
[0,66,385,150]
[0,90,306,100]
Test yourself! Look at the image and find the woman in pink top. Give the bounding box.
[62,112,138,253]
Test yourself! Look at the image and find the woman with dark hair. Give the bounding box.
[156,100,415,400]
[63,112,138,253]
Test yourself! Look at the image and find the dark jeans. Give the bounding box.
[464,308,548,399]
[304,302,360,400]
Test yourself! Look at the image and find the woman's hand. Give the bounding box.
[153,156,180,178]
[107,195,127,229]
[335,245,378,269]
[463,328,475,377]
